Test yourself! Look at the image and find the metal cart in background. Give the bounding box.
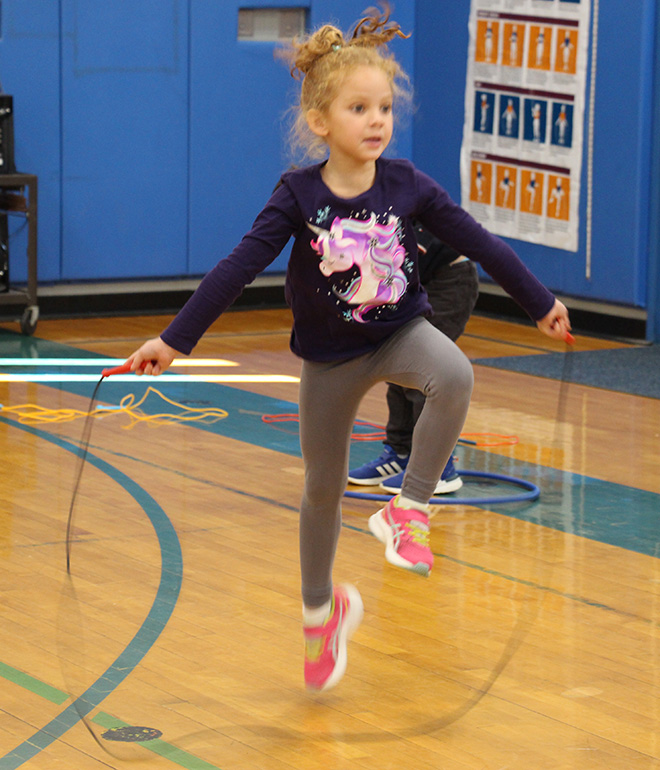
[0,173,38,335]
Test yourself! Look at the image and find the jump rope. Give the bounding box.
[57,360,228,760]
[53,332,574,754]
[58,362,144,759]
[65,362,134,572]
[405,331,576,733]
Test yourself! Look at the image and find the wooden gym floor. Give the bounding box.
[0,308,658,770]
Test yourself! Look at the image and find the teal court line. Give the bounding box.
[2,344,660,554]
[1,341,659,766]
[0,451,654,766]
[1,400,658,765]
[63,422,650,626]
[50,373,660,559]
[0,430,654,768]
[0,419,187,770]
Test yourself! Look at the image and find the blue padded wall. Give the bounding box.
[649,3,660,340]
[0,0,656,330]
[0,0,413,282]
[59,0,189,279]
[0,1,60,282]
[188,1,294,276]
[188,0,414,276]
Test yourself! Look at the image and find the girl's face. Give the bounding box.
[311,65,394,166]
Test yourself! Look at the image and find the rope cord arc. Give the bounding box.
[0,416,183,768]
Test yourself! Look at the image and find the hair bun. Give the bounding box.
[291,25,345,76]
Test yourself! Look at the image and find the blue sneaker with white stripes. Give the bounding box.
[347,444,409,485]
[381,453,463,495]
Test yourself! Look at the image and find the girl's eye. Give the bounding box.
[381,104,392,114]
[351,104,365,113]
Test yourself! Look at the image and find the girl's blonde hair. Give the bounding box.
[278,5,412,161]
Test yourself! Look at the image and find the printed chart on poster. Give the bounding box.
[460,0,591,251]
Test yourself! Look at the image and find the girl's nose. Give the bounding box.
[369,109,384,125]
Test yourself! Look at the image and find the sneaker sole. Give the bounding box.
[315,584,364,692]
[381,475,464,496]
[434,475,463,495]
[347,476,394,486]
[368,510,431,577]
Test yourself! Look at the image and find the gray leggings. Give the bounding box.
[298,317,474,607]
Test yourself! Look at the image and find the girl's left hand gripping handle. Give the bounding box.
[101,361,147,377]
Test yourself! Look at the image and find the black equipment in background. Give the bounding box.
[0,212,8,292]
[0,93,16,174]
[0,85,15,291]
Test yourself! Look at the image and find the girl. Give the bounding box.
[127,7,571,692]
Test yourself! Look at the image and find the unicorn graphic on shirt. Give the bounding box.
[308,213,408,322]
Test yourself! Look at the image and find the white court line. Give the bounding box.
[0,374,299,383]
[0,358,238,367]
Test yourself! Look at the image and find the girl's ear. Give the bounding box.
[306,108,329,138]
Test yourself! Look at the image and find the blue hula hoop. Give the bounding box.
[344,470,540,505]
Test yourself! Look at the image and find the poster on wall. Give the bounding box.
[460,0,591,252]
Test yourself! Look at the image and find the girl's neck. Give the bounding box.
[321,157,378,199]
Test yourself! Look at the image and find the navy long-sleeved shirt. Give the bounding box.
[161,158,554,362]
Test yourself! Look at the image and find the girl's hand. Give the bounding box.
[127,337,178,376]
[536,299,572,342]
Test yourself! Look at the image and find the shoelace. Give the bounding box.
[330,598,344,659]
[305,595,342,661]
[403,519,430,548]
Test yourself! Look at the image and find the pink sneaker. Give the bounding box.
[303,584,364,691]
[368,497,433,576]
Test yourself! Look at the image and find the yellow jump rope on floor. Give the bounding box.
[0,386,228,429]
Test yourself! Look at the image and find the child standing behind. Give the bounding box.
[127,7,571,692]
[347,222,479,494]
